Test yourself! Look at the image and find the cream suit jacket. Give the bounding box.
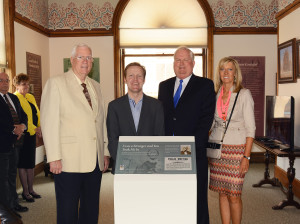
[209,87,256,145]
[40,70,110,172]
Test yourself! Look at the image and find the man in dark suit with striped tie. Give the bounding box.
[0,72,28,218]
[158,47,215,224]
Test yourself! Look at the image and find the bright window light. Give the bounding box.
[124,48,204,98]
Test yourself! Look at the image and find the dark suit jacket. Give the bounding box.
[158,74,215,157]
[158,74,215,224]
[0,93,28,153]
[107,94,165,163]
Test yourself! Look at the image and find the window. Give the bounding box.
[123,48,205,98]
[113,0,214,98]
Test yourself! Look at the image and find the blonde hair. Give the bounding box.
[214,57,243,93]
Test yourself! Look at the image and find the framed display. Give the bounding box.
[297,39,300,79]
[278,38,296,83]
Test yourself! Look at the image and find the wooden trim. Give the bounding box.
[274,164,300,199]
[276,21,279,96]
[196,0,214,80]
[34,162,45,176]
[4,0,16,87]
[214,27,277,35]
[276,0,300,21]
[15,12,113,37]
[207,25,214,80]
[49,30,113,37]
[15,12,49,37]
[112,0,129,98]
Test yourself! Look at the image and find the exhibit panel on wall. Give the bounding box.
[231,56,265,137]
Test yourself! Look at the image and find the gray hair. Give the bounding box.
[71,43,92,57]
[174,46,195,61]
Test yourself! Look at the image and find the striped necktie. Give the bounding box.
[173,80,183,108]
[3,94,20,124]
[81,83,93,109]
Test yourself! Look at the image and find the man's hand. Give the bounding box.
[103,156,110,173]
[14,124,25,135]
[35,127,42,138]
[50,160,63,174]
[14,124,26,139]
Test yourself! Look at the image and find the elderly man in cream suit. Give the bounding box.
[41,43,110,224]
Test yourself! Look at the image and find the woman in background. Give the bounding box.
[209,57,256,224]
[14,73,42,202]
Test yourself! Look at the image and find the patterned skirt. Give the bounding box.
[209,144,246,197]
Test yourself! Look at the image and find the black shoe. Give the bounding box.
[22,193,35,202]
[30,192,41,199]
[12,210,22,218]
[14,204,29,212]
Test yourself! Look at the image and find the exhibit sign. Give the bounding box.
[231,56,265,137]
[115,136,196,174]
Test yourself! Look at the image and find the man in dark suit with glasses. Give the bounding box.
[0,72,28,218]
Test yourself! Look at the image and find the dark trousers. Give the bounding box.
[54,162,103,224]
[197,157,210,224]
[0,144,20,209]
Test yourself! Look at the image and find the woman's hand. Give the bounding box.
[239,157,249,175]
[35,127,42,138]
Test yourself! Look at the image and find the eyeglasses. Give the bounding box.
[0,79,10,83]
[75,56,94,62]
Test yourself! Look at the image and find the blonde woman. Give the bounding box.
[209,57,256,224]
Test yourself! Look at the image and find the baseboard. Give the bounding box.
[34,162,45,176]
[274,165,300,199]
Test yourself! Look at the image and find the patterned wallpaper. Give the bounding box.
[15,0,49,28]
[210,0,278,28]
[48,1,115,30]
[14,0,298,31]
[278,0,296,10]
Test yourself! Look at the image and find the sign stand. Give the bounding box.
[114,136,197,224]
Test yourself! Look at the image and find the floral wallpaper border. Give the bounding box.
[211,0,278,28]
[15,0,49,29]
[48,2,114,31]
[15,0,298,31]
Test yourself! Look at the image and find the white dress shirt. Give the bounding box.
[173,74,192,97]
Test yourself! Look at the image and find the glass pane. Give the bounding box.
[125,48,203,55]
[124,55,203,98]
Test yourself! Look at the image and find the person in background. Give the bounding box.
[158,46,215,224]
[13,73,42,202]
[107,62,164,173]
[0,72,28,218]
[40,43,110,224]
[209,57,255,224]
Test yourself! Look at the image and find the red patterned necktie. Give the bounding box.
[3,94,20,124]
[81,83,93,109]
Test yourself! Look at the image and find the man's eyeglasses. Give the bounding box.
[0,79,10,83]
[75,56,94,62]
